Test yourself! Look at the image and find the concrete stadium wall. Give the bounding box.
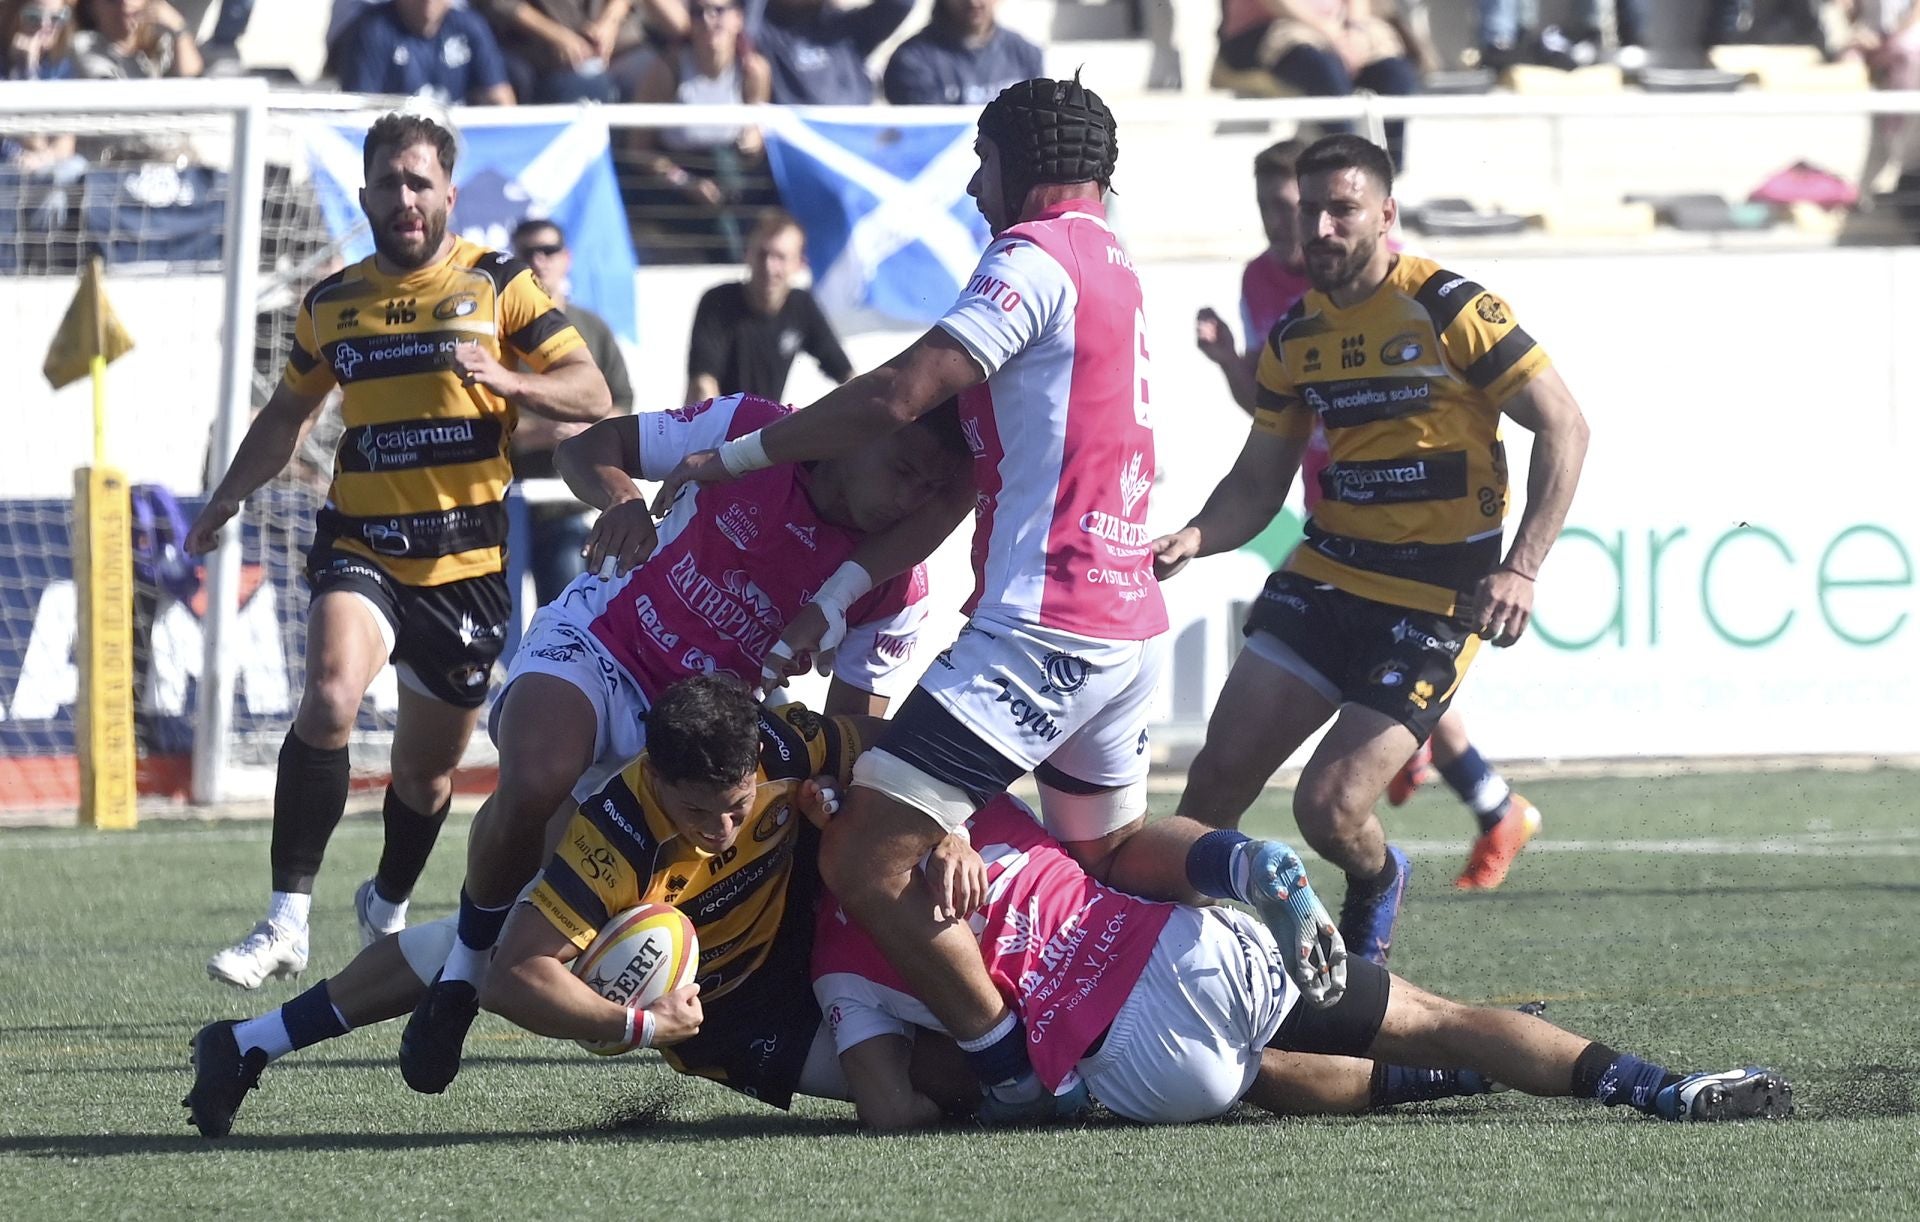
[8,244,1915,759]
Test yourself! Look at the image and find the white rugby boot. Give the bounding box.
[206,920,309,989]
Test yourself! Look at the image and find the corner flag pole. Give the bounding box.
[47,256,138,830]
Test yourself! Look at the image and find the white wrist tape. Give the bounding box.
[809,561,873,652]
[716,430,772,477]
[625,1006,658,1050]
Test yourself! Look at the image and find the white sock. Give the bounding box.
[364,889,408,930]
[233,1012,294,1062]
[1227,841,1257,903]
[266,891,311,932]
[441,940,490,986]
[1468,774,1513,818]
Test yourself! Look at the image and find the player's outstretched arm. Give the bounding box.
[1151,427,1307,579]
[185,381,331,555]
[481,904,702,1049]
[453,344,611,423]
[649,329,982,513]
[1466,368,1591,646]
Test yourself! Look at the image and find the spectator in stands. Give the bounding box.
[685,209,852,403]
[333,0,516,104]
[1476,0,1649,70]
[628,0,772,261]
[5,2,85,246]
[1841,0,1920,195]
[1704,0,1846,48]
[1217,0,1419,167]
[509,217,635,604]
[71,0,203,78]
[8,2,75,78]
[479,0,683,103]
[756,0,912,104]
[883,0,1041,104]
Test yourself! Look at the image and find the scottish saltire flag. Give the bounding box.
[296,115,638,342]
[765,116,990,332]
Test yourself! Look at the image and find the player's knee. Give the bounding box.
[387,758,455,812]
[1181,746,1254,825]
[495,748,582,822]
[297,672,368,741]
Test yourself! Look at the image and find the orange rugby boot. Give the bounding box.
[1454,794,1542,890]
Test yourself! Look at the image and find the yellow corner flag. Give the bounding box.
[49,257,141,830]
[43,256,135,391]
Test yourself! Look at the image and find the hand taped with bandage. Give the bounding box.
[761,564,871,693]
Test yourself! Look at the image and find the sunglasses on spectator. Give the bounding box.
[694,4,738,18]
[21,5,72,27]
[517,242,566,257]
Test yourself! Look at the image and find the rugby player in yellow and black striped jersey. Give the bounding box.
[482,676,877,1107]
[186,107,612,992]
[1153,135,1589,965]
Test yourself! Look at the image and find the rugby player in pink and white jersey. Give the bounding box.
[812,794,1794,1128]
[650,78,1353,1121]
[396,393,970,1094]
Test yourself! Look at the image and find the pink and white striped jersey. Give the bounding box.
[813,794,1174,1091]
[543,394,926,698]
[937,199,1167,642]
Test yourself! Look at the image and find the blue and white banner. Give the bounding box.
[766,117,989,332]
[297,115,638,342]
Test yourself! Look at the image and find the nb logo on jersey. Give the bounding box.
[385,298,417,325]
[1340,334,1367,370]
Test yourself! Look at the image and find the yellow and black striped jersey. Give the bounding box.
[282,235,585,586]
[529,703,867,1029]
[1254,254,1551,616]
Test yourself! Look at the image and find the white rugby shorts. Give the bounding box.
[1076,906,1297,1124]
[923,614,1162,787]
[489,607,650,802]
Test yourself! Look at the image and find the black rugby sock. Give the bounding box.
[269,729,351,894]
[374,786,450,904]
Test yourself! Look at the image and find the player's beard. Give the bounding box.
[1304,233,1376,294]
[372,205,448,271]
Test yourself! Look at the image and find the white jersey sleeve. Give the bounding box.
[936,238,1076,378]
[631,394,756,481]
[826,597,929,702]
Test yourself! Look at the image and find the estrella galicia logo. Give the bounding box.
[1039,651,1089,696]
[1380,332,1423,365]
[752,801,793,843]
[434,292,479,321]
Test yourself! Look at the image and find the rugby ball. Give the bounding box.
[571,903,700,1056]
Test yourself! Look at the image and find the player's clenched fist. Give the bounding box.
[185,497,242,556]
[582,498,659,578]
[1150,526,1203,581]
[645,983,704,1047]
